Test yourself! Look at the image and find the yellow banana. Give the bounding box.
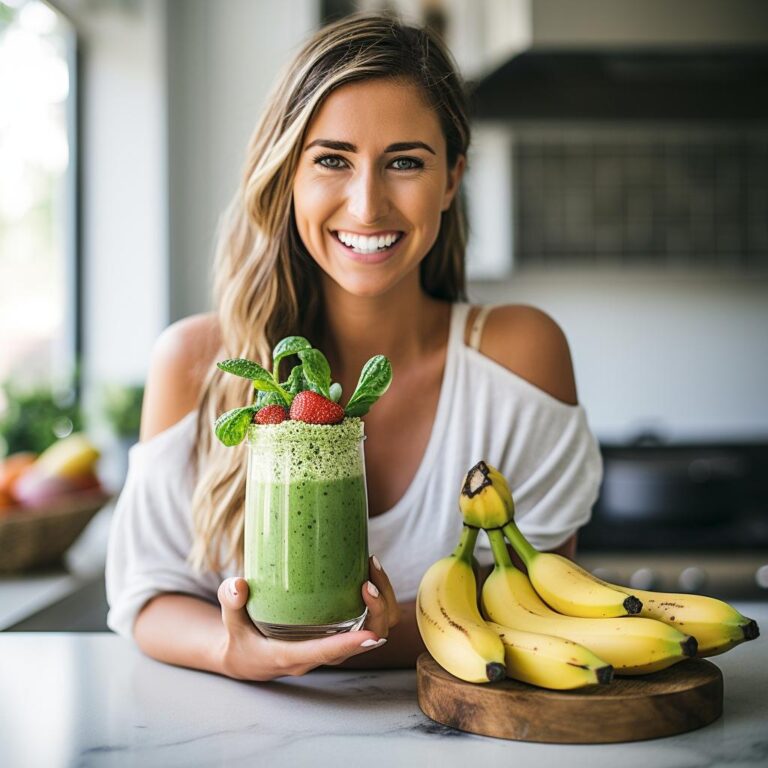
[592,581,759,658]
[482,530,697,675]
[488,621,613,689]
[459,460,514,529]
[416,526,506,683]
[35,433,100,478]
[502,520,642,619]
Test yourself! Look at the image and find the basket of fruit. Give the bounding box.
[0,434,110,572]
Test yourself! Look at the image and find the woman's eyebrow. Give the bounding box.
[304,139,436,155]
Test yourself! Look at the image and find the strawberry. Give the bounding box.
[253,405,289,425]
[289,390,345,425]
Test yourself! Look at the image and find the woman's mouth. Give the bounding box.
[331,230,405,264]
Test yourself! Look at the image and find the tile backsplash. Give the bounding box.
[513,127,768,269]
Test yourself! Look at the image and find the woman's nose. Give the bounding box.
[347,168,390,224]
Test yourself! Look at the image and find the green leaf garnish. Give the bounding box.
[344,355,393,416]
[257,391,284,408]
[214,342,392,446]
[214,405,259,446]
[218,358,292,406]
[217,358,274,387]
[272,336,312,376]
[284,364,307,396]
[298,348,331,399]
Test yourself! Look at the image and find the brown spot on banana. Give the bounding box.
[439,601,469,637]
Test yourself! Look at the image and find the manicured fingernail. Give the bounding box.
[229,580,239,598]
[366,580,379,598]
[371,554,382,571]
[360,638,387,648]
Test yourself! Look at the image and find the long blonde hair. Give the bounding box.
[190,11,472,572]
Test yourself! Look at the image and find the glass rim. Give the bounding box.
[246,417,365,446]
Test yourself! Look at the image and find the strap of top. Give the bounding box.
[468,305,496,351]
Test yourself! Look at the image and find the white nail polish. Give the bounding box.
[366,580,379,598]
[371,554,382,571]
[360,638,387,648]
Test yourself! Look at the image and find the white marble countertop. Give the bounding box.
[1,602,765,768]
[0,503,113,629]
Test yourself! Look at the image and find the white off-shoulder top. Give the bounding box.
[106,303,603,640]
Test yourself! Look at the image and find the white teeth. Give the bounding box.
[336,231,402,253]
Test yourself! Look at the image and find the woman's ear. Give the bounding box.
[441,153,466,212]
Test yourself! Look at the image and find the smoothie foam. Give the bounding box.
[246,417,365,483]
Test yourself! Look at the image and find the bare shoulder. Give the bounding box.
[473,304,578,406]
[140,313,222,441]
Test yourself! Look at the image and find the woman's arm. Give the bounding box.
[133,572,393,680]
[134,594,229,674]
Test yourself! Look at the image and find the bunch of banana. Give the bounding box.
[460,460,760,663]
[417,524,615,689]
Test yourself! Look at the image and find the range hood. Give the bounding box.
[434,0,768,120]
[469,48,768,121]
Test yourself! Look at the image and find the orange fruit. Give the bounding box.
[0,452,38,500]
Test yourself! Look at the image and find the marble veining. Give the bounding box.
[0,602,766,768]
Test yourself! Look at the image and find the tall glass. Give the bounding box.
[244,418,369,640]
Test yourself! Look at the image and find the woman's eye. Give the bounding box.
[315,154,346,169]
[391,157,423,171]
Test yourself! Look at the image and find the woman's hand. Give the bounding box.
[216,555,401,681]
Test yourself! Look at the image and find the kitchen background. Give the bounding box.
[1,0,767,630]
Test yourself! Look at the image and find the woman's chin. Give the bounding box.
[321,265,412,299]
[335,281,395,299]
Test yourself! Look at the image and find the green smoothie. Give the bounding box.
[244,417,368,628]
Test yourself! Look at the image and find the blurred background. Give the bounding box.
[1,0,767,631]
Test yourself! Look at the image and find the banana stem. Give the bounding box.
[487,528,514,569]
[452,525,479,564]
[502,521,537,567]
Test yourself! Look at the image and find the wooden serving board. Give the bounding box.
[416,653,723,743]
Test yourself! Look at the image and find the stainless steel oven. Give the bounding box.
[577,439,768,600]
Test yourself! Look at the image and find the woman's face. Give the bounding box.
[292,78,465,298]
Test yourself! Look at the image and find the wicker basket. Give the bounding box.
[0,489,112,572]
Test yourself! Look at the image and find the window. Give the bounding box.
[0,0,79,388]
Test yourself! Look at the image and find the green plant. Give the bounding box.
[102,383,144,439]
[0,381,83,456]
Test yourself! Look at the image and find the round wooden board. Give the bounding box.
[416,653,723,743]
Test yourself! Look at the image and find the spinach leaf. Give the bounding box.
[329,382,342,403]
[344,355,392,416]
[214,405,258,446]
[298,348,331,399]
[272,336,312,376]
[283,364,307,396]
[217,358,291,405]
[217,358,274,388]
[257,390,284,408]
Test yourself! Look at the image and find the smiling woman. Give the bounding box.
[105,10,602,684]
[293,78,464,292]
